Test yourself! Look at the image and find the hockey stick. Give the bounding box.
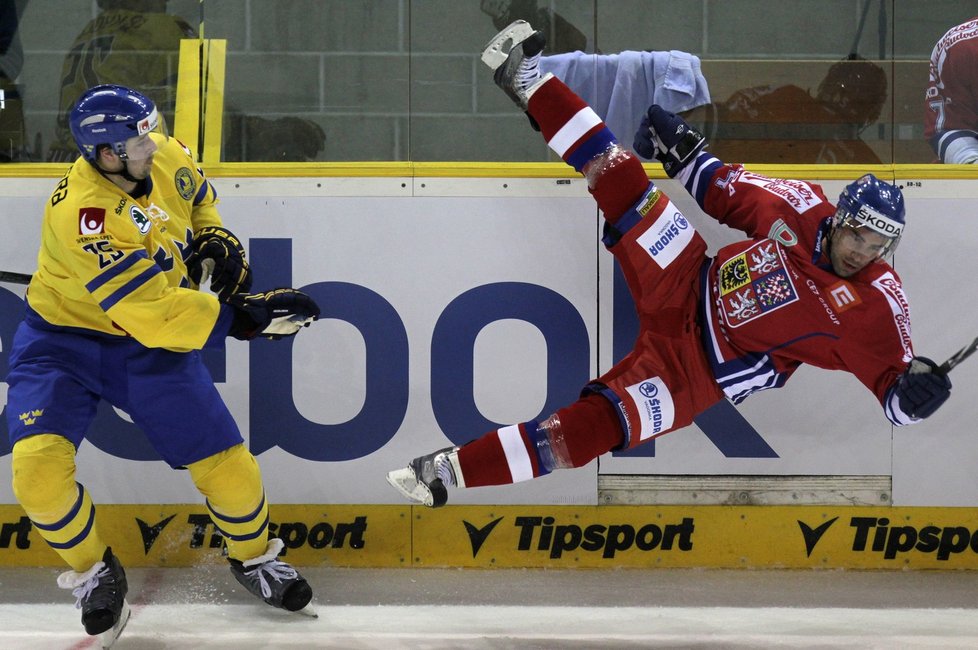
[847,0,873,56]
[940,336,978,374]
[0,270,32,285]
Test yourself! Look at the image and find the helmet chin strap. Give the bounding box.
[116,161,143,184]
[95,156,143,186]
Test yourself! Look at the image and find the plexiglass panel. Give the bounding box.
[6,0,977,163]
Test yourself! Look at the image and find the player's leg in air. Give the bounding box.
[387,21,719,507]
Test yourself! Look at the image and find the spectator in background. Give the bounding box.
[925,17,978,164]
[48,0,324,163]
[684,55,888,165]
[0,0,30,161]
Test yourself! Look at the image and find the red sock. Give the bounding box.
[456,395,624,488]
[527,77,649,221]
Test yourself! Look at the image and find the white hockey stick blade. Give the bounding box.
[100,599,131,649]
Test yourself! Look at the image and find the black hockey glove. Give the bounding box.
[633,104,707,178]
[186,226,253,301]
[894,356,952,419]
[227,289,321,341]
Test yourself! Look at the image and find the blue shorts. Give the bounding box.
[5,314,242,468]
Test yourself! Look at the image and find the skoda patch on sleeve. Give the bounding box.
[130,205,152,236]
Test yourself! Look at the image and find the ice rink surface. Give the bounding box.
[2,565,978,649]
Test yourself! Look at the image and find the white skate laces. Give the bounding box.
[57,561,108,608]
[512,42,542,92]
[435,452,456,486]
[244,561,299,599]
[229,537,314,615]
[240,538,300,599]
[481,19,553,108]
[238,538,297,599]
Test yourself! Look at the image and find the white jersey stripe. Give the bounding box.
[498,424,534,483]
[548,107,602,157]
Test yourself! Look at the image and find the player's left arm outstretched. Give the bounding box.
[885,356,952,425]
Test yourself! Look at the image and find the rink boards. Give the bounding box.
[0,166,977,573]
[2,503,978,570]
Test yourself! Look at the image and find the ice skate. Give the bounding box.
[57,546,131,648]
[229,538,316,616]
[386,446,462,507]
[481,19,553,109]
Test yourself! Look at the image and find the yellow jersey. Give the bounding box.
[28,134,225,352]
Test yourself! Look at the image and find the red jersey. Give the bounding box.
[683,158,914,424]
[925,17,978,161]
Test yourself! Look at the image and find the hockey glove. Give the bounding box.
[227,289,321,341]
[633,104,707,178]
[894,356,952,419]
[186,226,253,301]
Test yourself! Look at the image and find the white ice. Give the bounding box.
[1,567,977,648]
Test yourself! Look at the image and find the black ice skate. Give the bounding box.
[481,19,553,110]
[57,546,131,648]
[229,538,315,615]
[386,445,462,507]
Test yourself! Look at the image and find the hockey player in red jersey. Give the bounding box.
[925,17,978,163]
[387,21,952,508]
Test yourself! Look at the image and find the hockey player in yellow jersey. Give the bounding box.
[7,85,320,646]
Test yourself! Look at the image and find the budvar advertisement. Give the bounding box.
[0,174,974,508]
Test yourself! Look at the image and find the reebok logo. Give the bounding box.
[797,517,838,557]
[464,517,504,557]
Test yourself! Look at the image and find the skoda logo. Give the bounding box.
[639,382,658,398]
[674,213,689,230]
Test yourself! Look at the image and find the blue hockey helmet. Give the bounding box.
[833,173,906,258]
[69,84,164,162]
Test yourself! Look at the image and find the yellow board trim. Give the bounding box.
[0,162,975,180]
